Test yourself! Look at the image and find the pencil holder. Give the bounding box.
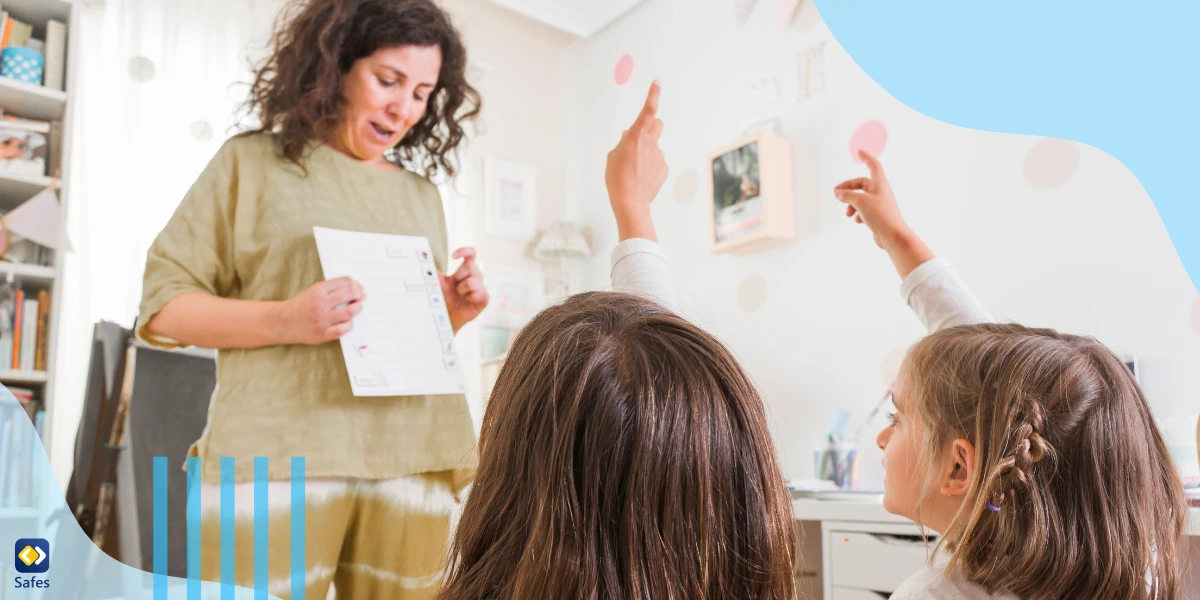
[814,441,860,489]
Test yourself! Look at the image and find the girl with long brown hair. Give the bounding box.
[836,151,1188,599]
[438,83,797,600]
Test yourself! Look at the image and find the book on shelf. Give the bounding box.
[0,398,42,509]
[8,385,35,419]
[34,289,48,370]
[0,11,34,53]
[0,386,43,508]
[18,296,35,370]
[0,284,50,372]
[9,287,22,369]
[44,20,67,91]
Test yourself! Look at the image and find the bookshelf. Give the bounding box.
[0,0,76,520]
[0,77,66,121]
[0,261,55,283]
[0,369,46,385]
[0,172,56,211]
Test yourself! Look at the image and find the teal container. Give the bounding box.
[1,47,45,85]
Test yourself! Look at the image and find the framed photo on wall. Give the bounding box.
[706,130,795,254]
[484,158,538,241]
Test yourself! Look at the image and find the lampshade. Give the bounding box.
[534,221,591,261]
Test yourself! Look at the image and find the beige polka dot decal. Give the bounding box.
[675,168,699,203]
[1023,138,1080,190]
[881,348,906,385]
[190,120,214,142]
[738,275,767,313]
[1192,297,1200,335]
[128,56,156,83]
[794,0,823,32]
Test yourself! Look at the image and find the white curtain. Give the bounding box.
[51,0,283,485]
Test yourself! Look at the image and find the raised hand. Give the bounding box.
[834,150,934,278]
[605,81,668,242]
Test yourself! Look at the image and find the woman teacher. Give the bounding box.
[137,1,487,597]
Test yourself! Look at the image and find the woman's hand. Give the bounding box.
[834,150,934,279]
[277,277,365,344]
[440,247,489,332]
[606,81,668,242]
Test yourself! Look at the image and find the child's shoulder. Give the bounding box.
[891,566,1018,600]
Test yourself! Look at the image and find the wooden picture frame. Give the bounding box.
[706,130,795,254]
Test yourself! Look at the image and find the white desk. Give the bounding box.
[793,496,1200,599]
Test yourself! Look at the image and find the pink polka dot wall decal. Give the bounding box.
[614,54,634,86]
[850,120,888,162]
[1023,138,1080,190]
[738,275,768,313]
[1192,297,1200,335]
[881,348,906,385]
[675,168,699,203]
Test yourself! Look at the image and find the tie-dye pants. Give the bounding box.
[199,471,461,599]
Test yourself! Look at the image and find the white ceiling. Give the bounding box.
[485,0,647,38]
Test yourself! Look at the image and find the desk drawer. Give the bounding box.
[832,588,889,600]
[830,530,931,592]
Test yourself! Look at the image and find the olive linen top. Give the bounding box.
[137,132,477,486]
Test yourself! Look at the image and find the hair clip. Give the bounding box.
[986,502,1001,512]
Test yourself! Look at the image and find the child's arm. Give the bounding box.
[835,151,992,331]
[605,82,679,312]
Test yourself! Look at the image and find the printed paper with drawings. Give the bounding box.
[313,227,465,397]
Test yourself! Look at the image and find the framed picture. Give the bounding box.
[797,41,827,102]
[484,158,538,241]
[479,264,546,330]
[706,130,795,254]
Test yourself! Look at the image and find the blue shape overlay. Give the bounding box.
[813,0,1200,293]
[0,387,285,598]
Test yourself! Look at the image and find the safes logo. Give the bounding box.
[14,539,48,573]
[13,538,50,590]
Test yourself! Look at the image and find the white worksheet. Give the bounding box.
[313,227,465,397]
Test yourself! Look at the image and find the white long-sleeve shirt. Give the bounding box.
[610,239,992,332]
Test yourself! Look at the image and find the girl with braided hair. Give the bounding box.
[837,150,1188,599]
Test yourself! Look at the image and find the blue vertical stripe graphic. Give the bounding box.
[291,457,306,600]
[221,457,236,600]
[254,457,269,600]
[187,456,202,600]
[153,456,168,600]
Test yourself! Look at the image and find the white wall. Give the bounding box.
[439,0,575,428]
[561,0,1200,488]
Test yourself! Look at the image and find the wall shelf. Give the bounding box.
[0,369,49,385]
[0,77,67,122]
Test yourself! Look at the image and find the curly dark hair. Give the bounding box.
[242,0,480,179]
